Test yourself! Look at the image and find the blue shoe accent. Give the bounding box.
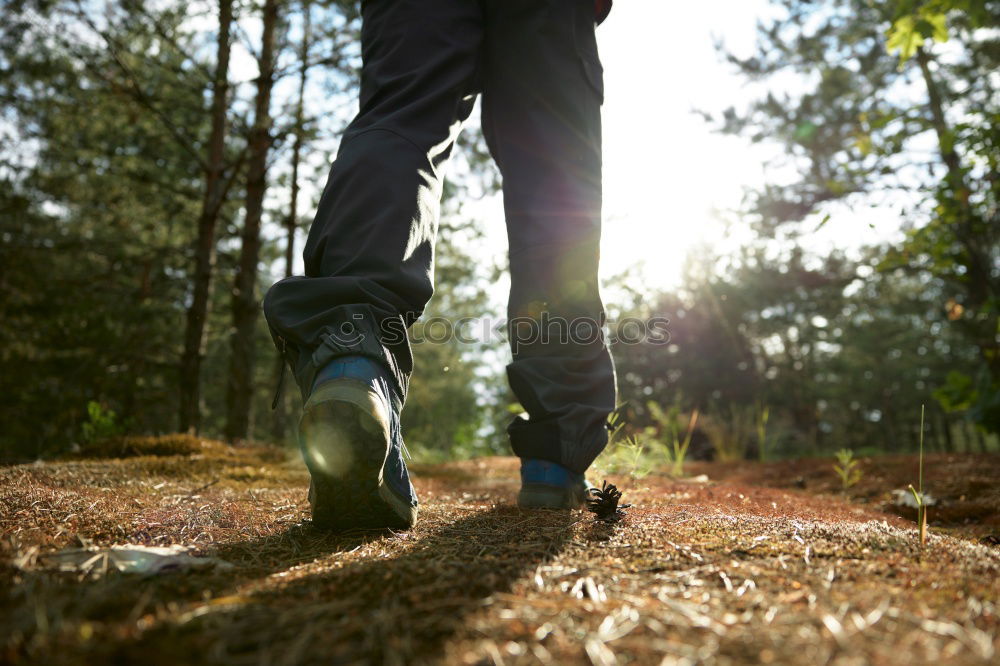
[300,355,417,530]
[518,459,590,509]
[520,459,584,487]
[312,355,391,392]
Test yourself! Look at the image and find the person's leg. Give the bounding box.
[482,0,617,481]
[262,0,484,529]
[263,0,484,399]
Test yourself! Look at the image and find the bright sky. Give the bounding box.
[461,0,782,292]
[597,0,773,287]
[595,1,906,289]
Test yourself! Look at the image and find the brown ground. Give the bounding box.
[686,452,1000,539]
[2,437,998,665]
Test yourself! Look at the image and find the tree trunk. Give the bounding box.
[272,0,312,441]
[179,0,233,434]
[225,0,279,442]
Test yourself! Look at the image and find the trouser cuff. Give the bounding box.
[508,415,609,475]
[262,277,411,402]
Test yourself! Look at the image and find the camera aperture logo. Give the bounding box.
[322,313,670,350]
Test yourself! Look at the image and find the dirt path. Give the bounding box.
[2,438,998,665]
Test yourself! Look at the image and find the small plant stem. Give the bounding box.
[918,404,924,496]
[918,404,926,547]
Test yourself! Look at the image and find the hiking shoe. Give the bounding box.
[299,355,418,531]
[517,458,592,509]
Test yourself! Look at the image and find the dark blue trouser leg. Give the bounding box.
[483,0,616,474]
[263,0,616,474]
[263,0,482,398]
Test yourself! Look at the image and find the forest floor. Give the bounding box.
[2,436,999,665]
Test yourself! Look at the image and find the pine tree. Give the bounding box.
[712,0,1000,431]
[225,0,282,442]
[179,0,236,434]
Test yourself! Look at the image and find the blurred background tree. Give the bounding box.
[1,0,216,455]
[708,0,999,434]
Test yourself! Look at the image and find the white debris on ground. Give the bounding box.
[13,544,233,578]
[891,488,937,508]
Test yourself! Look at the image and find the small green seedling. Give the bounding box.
[833,448,862,489]
[620,434,653,479]
[667,408,700,477]
[907,404,928,547]
[81,400,123,443]
[601,409,655,479]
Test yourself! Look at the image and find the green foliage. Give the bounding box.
[646,401,700,477]
[4,0,998,465]
[610,234,981,459]
[0,2,213,457]
[832,448,863,489]
[933,366,1000,434]
[600,433,659,480]
[886,5,948,64]
[81,401,124,444]
[712,0,1000,435]
[887,0,996,63]
[0,0,500,457]
[593,410,661,479]
[933,370,976,412]
[593,402,704,480]
[700,404,754,463]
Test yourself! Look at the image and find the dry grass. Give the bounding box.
[2,440,998,665]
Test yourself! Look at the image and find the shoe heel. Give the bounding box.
[299,381,416,530]
[517,485,582,510]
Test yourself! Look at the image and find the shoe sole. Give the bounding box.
[299,379,417,531]
[517,484,587,510]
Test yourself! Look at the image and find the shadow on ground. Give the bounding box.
[94,506,574,665]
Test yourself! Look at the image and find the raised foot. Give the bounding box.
[300,391,417,531]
